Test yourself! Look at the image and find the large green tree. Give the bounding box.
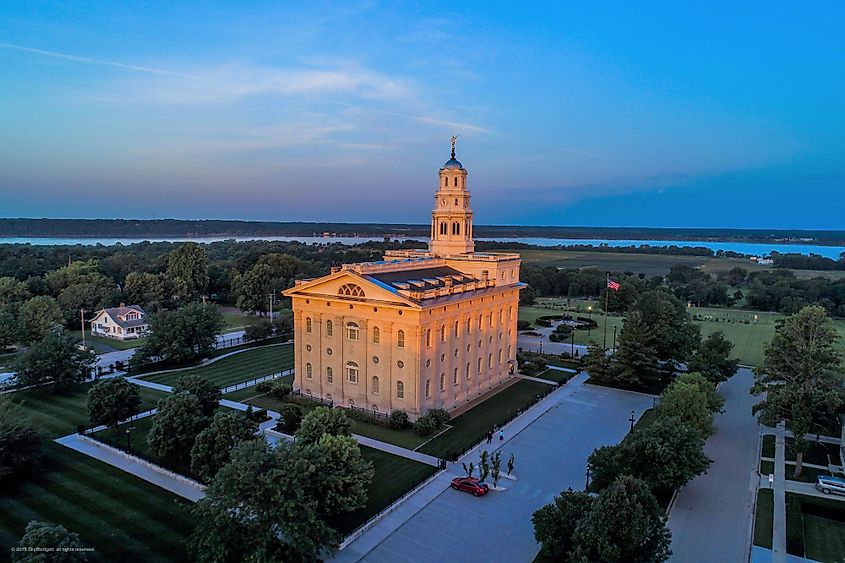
[0,400,42,484]
[630,291,700,362]
[687,331,739,384]
[147,392,208,463]
[583,342,614,384]
[17,296,63,344]
[123,271,168,311]
[533,489,595,561]
[570,476,672,563]
[15,329,95,389]
[13,521,87,563]
[87,377,142,431]
[133,303,223,366]
[234,263,272,315]
[295,406,352,445]
[0,276,31,311]
[167,243,209,304]
[657,378,716,439]
[57,274,120,328]
[0,305,17,348]
[191,410,258,483]
[752,305,844,476]
[613,311,658,388]
[190,434,373,561]
[172,375,222,417]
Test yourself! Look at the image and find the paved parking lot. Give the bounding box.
[348,380,654,563]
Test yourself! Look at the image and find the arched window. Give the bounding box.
[454,198,458,206]
[466,319,471,334]
[478,315,483,330]
[372,376,380,394]
[326,320,333,337]
[466,362,470,379]
[346,322,359,341]
[346,361,359,383]
[499,309,504,323]
[443,177,447,187]
[372,326,380,344]
[452,222,460,235]
[453,177,458,187]
[326,367,333,383]
[454,321,459,337]
[477,358,482,372]
[425,329,431,348]
[305,362,312,380]
[425,379,431,398]
[338,284,365,298]
[440,222,447,235]
[396,380,405,398]
[305,317,312,333]
[398,330,405,348]
[440,326,445,342]
[498,349,503,363]
[453,367,458,385]
[440,373,445,391]
[488,353,493,368]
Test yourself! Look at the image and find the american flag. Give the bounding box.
[607,279,621,291]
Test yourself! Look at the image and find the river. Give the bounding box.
[1,236,844,259]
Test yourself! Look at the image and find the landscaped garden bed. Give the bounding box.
[753,488,774,549]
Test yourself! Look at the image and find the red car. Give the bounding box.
[451,477,489,496]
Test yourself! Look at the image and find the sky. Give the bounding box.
[0,1,843,229]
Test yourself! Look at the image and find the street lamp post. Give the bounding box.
[629,410,636,432]
[126,425,134,454]
[80,308,86,350]
[570,329,575,357]
[587,306,592,338]
[585,466,591,490]
[612,325,618,353]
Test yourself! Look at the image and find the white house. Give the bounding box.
[90,304,149,341]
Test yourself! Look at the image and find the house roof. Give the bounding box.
[93,305,148,330]
[364,266,478,293]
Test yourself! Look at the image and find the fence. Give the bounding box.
[220,368,294,395]
[347,403,390,420]
[78,407,158,436]
[290,388,334,407]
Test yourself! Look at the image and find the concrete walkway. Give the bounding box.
[55,433,206,502]
[773,424,787,563]
[335,373,654,562]
[516,374,558,385]
[353,435,440,467]
[547,365,578,373]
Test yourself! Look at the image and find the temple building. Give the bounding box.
[283,140,524,419]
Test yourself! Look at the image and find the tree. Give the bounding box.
[147,392,208,463]
[657,379,715,439]
[631,291,700,363]
[244,319,273,342]
[507,453,515,476]
[190,436,372,561]
[234,263,272,315]
[0,400,42,483]
[462,461,476,478]
[13,521,87,563]
[570,476,672,563]
[172,375,222,417]
[87,377,142,431]
[191,410,258,483]
[123,271,168,311]
[17,296,63,344]
[583,342,614,384]
[613,311,658,388]
[752,305,844,477]
[533,490,594,561]
[478,450,490,483]
[167,243,209,304]
[277,404,303,433]
[133,303,223,366]
[15,329,95,389]
[688,331,739,384]
[57,274,119,328]
[0,305,17,348]
[295,406,351,445]
[272,310,294,340]
[675,371,724,414]
[0,276,31,310]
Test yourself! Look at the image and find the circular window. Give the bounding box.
[306,389,312,395]
[306,344,312,352]
[349,304,354,309]
[373,307,378,312]
[306,299,310,304]
[398,311,403,315]
[426,359,431,367]
[326,348,333,356]
[327,302,331,306]
[372,356,380,364]
[397,360,405,368]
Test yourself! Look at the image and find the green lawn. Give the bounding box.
[762,434,775,458]
[418,380,552,459]
[350,420,428,450]
[786,437,841,466]
[333,446,436,534]
[754,488,774,548]
[760,460,774,475]
[786,493,845,562]
[140,344,293,388]
[0,443,196,562]
[805,514,845,562]
[82,334,144,352]
[222,311,256,331]
[7,382,170,439]
[785,463,830,483]
[532,369,570,384]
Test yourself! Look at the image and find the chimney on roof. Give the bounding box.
[119,302,125,308]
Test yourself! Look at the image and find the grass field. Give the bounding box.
[334,446,437,534]
[418,380,552,458]
[140,344,294,388]
[82,334,144,352]
[786,493,845,562]
[0,443,196,562]
[532,369,570,384]
[222,312,256,331]
[754,488,774,548]
[520,301,845,367]
[7,383,170,438]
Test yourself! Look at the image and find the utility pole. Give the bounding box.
[80,309,86,350]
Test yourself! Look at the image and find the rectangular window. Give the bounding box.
[425,379,431,398]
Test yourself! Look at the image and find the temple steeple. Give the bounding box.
[429,138,474,256]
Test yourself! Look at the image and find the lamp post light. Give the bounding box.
[126,425,135,454]
[629,410,636,432]
[612,325,618,353]
[570,329,575,357]
[585,466,591,490]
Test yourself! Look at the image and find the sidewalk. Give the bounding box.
[353,435,439,467]
[773,424,787,563]
[55,433,205,502]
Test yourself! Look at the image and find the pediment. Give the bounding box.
[283,270,418,308]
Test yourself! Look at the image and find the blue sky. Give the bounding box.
[1,1,843,228]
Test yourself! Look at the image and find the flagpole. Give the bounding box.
[603,272,610,349]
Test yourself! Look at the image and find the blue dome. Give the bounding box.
[442,157,463,170]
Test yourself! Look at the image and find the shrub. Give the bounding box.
[517,320,531,331]
[388,409,410,430]
[247,408,269,423]
[255,380,273,394]
[276,404,302,433]
[536,318,552,327]
[269,382,292,400]
[414,408,451,436]
[244,320,273,342]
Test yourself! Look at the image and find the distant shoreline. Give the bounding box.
[2,218,845,247]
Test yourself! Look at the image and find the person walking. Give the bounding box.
[486,430,493,444]
[499,429,504,441]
